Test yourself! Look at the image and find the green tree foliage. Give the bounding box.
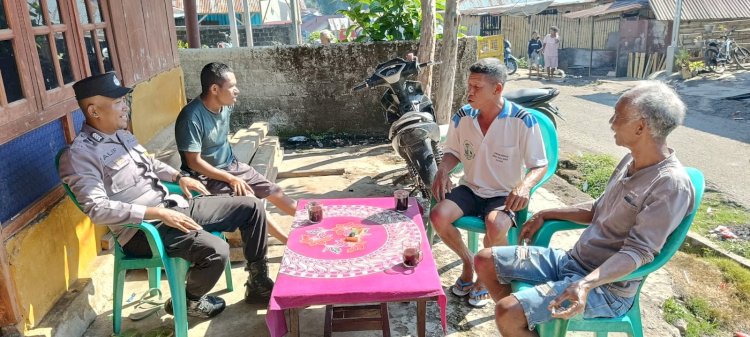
[338,0,445,42]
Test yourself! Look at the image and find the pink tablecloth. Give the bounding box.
[266,197,447,337]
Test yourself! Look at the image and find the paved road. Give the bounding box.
[508,73,750,207]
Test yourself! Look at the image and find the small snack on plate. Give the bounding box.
[345,236,360,242]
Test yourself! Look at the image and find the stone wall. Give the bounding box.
[179,39,478,136]
[175,24,292,47]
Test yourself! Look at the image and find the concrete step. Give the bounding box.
[230,122,268,164]
[26,253,114,337]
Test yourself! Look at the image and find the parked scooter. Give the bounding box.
[351,57,441,198]
[504,39,519,75]
[504,87,563,128]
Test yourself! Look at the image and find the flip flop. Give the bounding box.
[128,299,163,321]
[128,289,165,321]
[451,278,474,297]
[468,288,490,308]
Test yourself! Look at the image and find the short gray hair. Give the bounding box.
[469,58,507,85]
[620,81,686,139]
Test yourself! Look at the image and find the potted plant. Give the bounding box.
[675,50,692,79]
[688,61,704,76]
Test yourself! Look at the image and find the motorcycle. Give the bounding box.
[352,57,441,198]
[704,28,750,73]
[504,87,563,128]
[504,39,519,75]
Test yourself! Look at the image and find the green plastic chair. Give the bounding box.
[55,149,233,337]
[427,108,559,251]
[511,167,705,337]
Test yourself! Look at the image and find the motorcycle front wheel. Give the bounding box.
[506,58,518,75]
[705,49,725,73]
[734,47,750,69]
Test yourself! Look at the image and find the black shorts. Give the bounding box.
[446,185,517,226]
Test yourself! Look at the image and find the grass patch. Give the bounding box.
[705,256,750,301]
[569,153,618,198]
[690,191,750,259]
[670,249,750,331]
[663,297,721,337]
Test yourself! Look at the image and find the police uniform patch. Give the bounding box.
[114,157,128,168]
[91,132,103,142]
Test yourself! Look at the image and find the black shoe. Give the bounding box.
[245,259,274,303]
[164,295,226,318]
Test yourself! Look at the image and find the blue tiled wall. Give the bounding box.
[0,119,69,225]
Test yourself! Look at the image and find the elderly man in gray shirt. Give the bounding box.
[474,81,695,336]
[58,72,275,319]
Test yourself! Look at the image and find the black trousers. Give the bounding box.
[122,194,267,298]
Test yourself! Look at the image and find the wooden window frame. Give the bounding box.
[74,0,117,75]
[23,0,83,108]
[0,0,118,145]
[0,0,40,128]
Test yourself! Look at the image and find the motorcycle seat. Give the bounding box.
[503,88,558,105]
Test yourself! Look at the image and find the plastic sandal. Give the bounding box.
[128,288,165,321]
[451,277,474,297]
[468,288,490,308]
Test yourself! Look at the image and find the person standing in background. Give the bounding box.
[527,31,543,78]
[541,26,560,80]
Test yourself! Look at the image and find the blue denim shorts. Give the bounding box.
[492,246,634,330]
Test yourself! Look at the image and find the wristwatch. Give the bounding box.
[174,171,191,183]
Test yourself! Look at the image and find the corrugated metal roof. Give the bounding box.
[460,0,555,15]
[649,0,750,21]
[173,0,261,14]
[563,0,646,18]
[459,0,593,10]
[550,0,598,7]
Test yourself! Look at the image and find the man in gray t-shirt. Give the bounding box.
[474,82,696,336]
[175,63,298,250]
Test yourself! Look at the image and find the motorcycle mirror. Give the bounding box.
[351,82,368,92]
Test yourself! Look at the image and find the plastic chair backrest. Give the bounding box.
[55,148,85,212]
[517,108,559,225]
[618,167,704,281]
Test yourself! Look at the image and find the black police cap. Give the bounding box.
[73,72,132,100]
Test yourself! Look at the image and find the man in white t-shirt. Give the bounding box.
[430,58,548,308]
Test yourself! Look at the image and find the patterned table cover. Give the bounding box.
[266,197,447,337]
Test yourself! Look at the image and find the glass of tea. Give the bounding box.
[401,239,423,268]
[307,201,323,223]
[394,189,409,212]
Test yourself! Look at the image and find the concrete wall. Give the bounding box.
[678,18,750,52]
[176,24,293,47]
[179,38,478,136]
[130,67,187,144]
[5,67,186,331]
